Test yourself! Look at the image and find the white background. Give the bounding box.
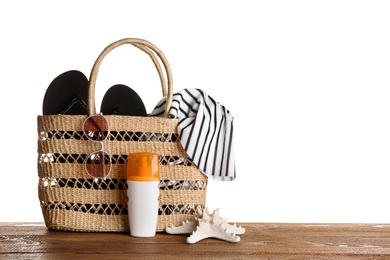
[1,1,389,223]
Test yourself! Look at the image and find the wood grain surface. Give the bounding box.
[1,222,390,259]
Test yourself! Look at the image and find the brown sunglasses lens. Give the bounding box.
[83,115,109,142]
[85,151,111,178]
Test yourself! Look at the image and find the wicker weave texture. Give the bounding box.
[37,115,207,232]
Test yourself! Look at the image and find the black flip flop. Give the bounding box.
[100,84,147,116]
[42,70,89,115]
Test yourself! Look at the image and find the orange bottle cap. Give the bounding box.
[127,152,160,182]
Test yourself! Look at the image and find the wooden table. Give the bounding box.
[1,222,390,259]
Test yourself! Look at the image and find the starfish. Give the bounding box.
[165,207,245,244]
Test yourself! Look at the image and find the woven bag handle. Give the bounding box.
[133,44,167,97]
[88,38,173,117]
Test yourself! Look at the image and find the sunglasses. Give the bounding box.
[82,115,112,179]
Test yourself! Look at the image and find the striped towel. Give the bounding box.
[151,88,236,181]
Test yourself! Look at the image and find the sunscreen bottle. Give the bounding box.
[127,152,160,237]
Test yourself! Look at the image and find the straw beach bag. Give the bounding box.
[37,38,208,232]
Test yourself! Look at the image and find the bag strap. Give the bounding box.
[133,44,167,97]
[88,38,173,117]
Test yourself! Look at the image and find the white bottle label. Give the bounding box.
[127,181,159,237]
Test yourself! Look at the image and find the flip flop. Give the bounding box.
[42,70,89,115]
[100,84,147,116]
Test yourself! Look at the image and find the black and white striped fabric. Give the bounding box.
[151,88,236,181]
